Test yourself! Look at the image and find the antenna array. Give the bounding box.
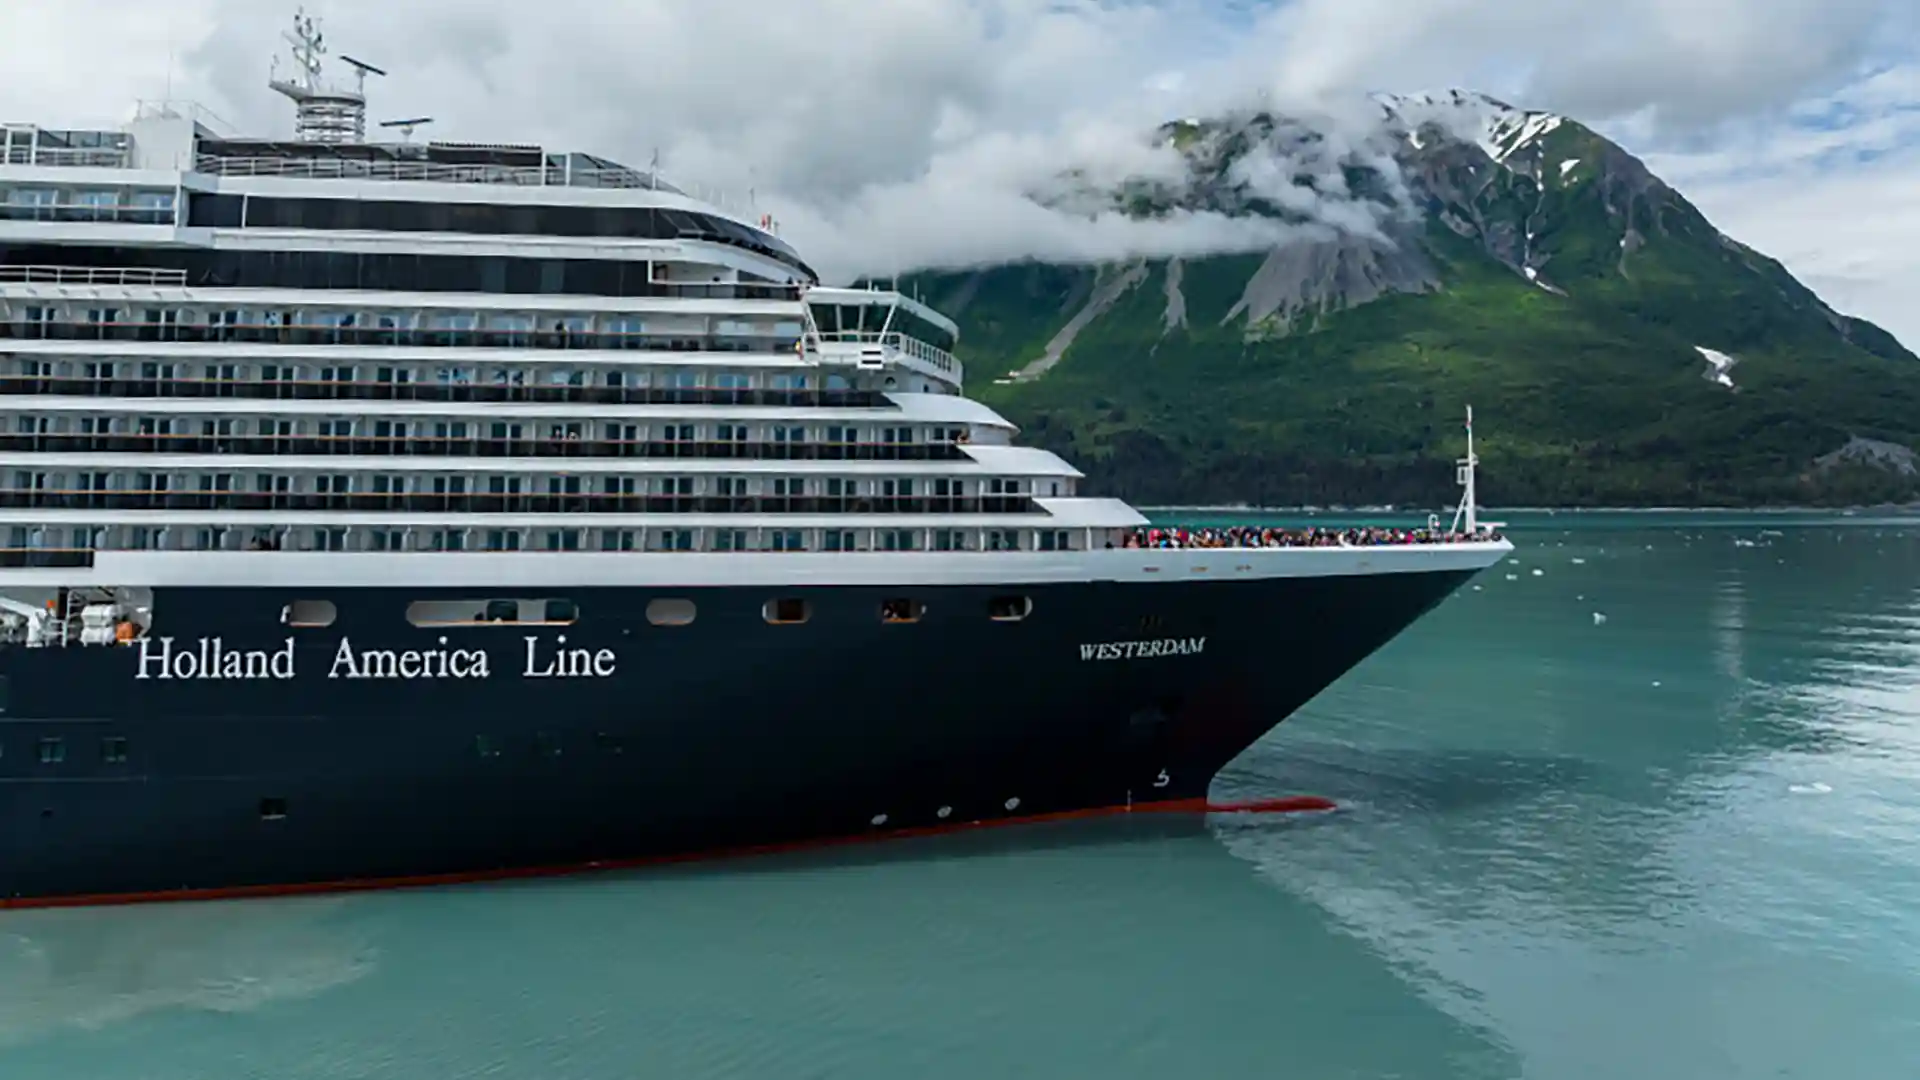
[266,8,404,144]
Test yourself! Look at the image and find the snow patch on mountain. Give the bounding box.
[1375,89,1568,170]
[1522,266,1567,296]
[1695,346,1738,389]
[1484,112,1563,163]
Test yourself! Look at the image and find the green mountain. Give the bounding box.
[892,91,1920,508]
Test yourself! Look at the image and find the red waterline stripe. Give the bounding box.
[1,794,1337,912]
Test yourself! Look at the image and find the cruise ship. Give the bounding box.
[0,16,1511,907]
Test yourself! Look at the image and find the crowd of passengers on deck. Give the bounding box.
[1121,525,1498,549]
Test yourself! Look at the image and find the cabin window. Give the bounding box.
[37,737,64,764]
[988,596,1033,622]
[406,597,579,626]
[646,598,696,626]
[259,797,288,820]
[880,599,924,624]
[283,599,337,627]
[763,598,810,625]
[101,736,129,764]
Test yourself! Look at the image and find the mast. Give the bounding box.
[1462,404,1477,535]
[1449,405,1496,537]
[267,8,377,143]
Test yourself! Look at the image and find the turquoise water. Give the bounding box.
[4,514,1919,1078]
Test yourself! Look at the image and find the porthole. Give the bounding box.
[283,599,337,628]
[763,597,810,625]
[646,598,696,626]
[879,598,924,624]
[407,597,579,627]
[988,595,1033,622]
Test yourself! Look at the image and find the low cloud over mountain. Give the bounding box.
[4,0,1913,346]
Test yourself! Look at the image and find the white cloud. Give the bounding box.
[1645,67,1920,350]
[0,0,1915,349]
[1691,149,1920,351]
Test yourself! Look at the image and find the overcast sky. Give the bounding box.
[3,0,1917,349]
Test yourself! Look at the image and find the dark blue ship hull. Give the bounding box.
[0,566,1479,905]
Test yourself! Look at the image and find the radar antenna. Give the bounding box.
[339,55,387,96]
[379,117,434,143]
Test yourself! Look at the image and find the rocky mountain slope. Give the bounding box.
[894,91,1920,507]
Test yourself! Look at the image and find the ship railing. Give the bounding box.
[0,319,804,348]
[0,432,974,462]
[1126,525,1505,549]
[0,280,799,306]
[812,332,962,380]
[0,265,189,287]
[135,98,240,135]
[197,154,559,186]
[0,548,94,569]
[190,155,756,213]
[0,492,1045,516]
[2,146,131,169]
[0,202,176,225]
[0,377,890,411]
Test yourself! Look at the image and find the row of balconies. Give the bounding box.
[0,433,974,461]
[0,377,893,408]
[0,320,804,352]
[0,492,1040,515]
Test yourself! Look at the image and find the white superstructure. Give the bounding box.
[0,20,1142,572]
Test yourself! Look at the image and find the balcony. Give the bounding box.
[0,375,891,409]
[0,490,1040,516]
[0,265,188,287]
[0,432,970,462]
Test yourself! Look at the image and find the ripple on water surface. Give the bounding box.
[2,515,1919,1080]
